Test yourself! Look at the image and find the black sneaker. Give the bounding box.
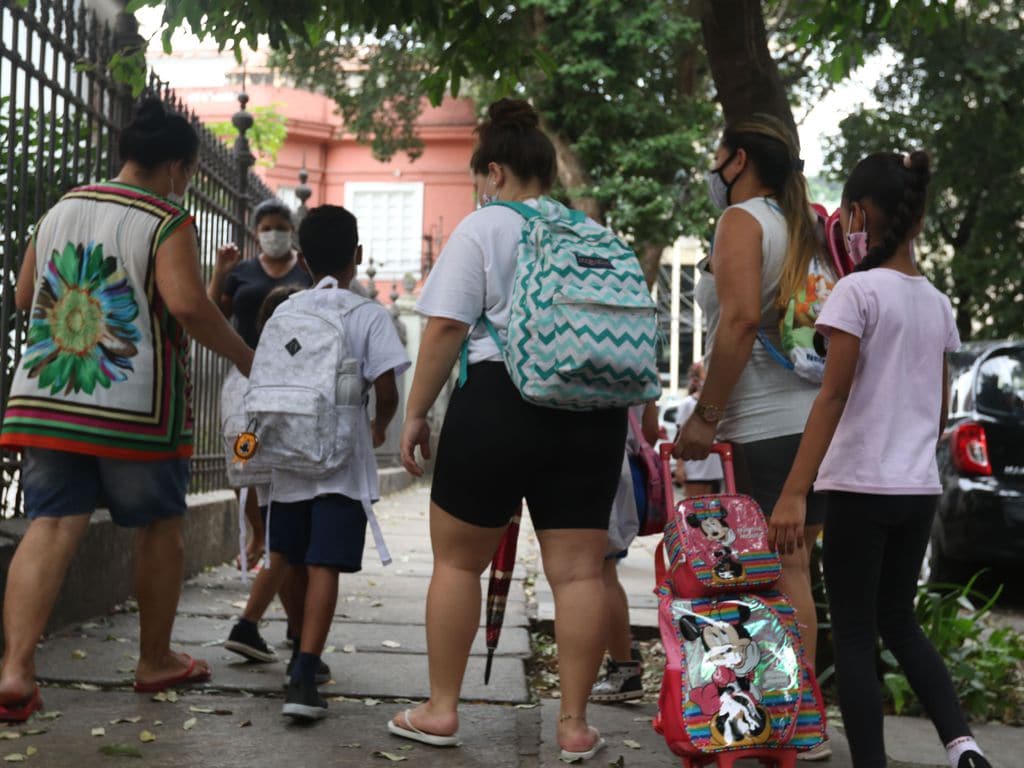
[284,655,332,685]
[589,659,644,702]
[958,753,991,768]
[282,678,327,721]
[224,621,277,662]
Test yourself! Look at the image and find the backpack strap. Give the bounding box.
[457,314,504,387]
[487,200,541,219]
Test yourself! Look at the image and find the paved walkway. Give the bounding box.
[6,484,1018,766]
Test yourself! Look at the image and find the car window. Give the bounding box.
[951,369,973,414]
[975,350,1024,416]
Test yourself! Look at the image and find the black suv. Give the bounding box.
[930,341,1024,582]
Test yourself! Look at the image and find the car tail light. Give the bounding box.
[950,422,992,476]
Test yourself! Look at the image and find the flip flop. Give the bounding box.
[559,730,607,763]
[0,686,42,723]
[133,654,211,693]
[386,709,459,747]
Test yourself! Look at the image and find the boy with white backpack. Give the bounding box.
[242,205,409,720]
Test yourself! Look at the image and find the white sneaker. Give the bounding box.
[798,738,833,761]
[589,659,643,703]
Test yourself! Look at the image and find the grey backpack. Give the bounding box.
[243,277,369,478]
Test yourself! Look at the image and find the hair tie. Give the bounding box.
[791,158,804,173]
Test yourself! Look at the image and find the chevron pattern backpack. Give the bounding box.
[462,197,660,411]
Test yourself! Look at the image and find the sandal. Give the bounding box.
[0,686,42,723]
[386,709,459,747]
[559,728,606,762]
[133,654,211,693]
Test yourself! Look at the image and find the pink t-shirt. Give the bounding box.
[814,269,960,495]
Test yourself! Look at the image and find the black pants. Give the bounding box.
[823,492,972,767]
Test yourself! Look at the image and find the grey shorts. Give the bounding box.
[21,448,189,527]
[730,434,826,528]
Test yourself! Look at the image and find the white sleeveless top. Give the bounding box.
[694,197,818,443]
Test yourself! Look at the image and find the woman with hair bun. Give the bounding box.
[672,113,832,759]
[771,151,991,768]
[389,98,625,761]
[0,97,254,718]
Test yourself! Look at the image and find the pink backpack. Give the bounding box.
[629,409,667,536]
[656,443,781,597]
[653,589,827,764]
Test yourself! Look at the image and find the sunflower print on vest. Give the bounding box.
[23,241,141,395]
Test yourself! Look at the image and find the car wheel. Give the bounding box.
[923,535,971,586]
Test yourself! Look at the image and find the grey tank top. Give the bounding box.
[695,197,818,443]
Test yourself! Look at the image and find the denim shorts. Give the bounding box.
[22,448,189,527]
[267,494,367,572]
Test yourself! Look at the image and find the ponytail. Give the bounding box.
[843,151,931,272]
[721,114,820,308]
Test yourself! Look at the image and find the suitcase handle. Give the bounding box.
[658,441,736,496]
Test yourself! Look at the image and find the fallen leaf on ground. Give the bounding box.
[109,717,141,725]
[362,698,381,707]
[98,743,142,758]
[237,721,252,728]
[34,712,61,721]
[71,650,87,660]
[338,743,360,748]
[323,645,336,654]
[341,644,356,654]
[396,745,413,751]
[371,751,407,762]
[608,757,625,768]
[188,705,232,715]
[381,640,401,649]
[20,730,45,737]
[514,703,539,709]
[182,718,196,731]
[151,691,177,703]
[138,730,156,743]
[2,754,25,762]
[370,601,383,608]
[91,728,106,737]
[622,739,642,749]
[116,668,134,675]
[0,736,17,742]
[72,683,101,692]
[152,721,162,727]
[230,601,247,609]
[23,749,35,758]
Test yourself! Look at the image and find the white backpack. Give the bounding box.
[243,277,369,478]
[220,365,272,488]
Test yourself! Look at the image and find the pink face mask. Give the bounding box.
[846,210,869,266]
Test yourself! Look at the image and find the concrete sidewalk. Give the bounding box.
[7,483,1018,766]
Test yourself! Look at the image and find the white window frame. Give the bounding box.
[344,181,425,280]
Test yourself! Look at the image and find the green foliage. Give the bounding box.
[825,2,1024,339]
[519,0,719,255]
[881,574,1024,723]
[269,32,430,162]
[208,105,289,167]
[128,0,539,107]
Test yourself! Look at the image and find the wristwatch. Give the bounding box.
[696,402,723,424]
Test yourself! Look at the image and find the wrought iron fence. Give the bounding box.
[1,0,272,516]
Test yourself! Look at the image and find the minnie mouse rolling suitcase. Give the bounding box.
[652,443,827,768]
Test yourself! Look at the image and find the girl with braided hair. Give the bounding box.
[770,151,990,768]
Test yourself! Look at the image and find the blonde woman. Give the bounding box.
[673,115,830,761]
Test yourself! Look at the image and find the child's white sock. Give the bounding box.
[946,736,988,768]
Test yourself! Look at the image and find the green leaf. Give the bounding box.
[98,743,143,758]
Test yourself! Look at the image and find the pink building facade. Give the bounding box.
[182,84,479,293]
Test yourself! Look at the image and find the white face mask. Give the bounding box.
[168,168,189,205]
[259,230,293,259]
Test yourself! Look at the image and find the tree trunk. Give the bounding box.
[637,242,664,289]
[542,123,604,224]
[699,0,796,136]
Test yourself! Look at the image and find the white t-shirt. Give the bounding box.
[269,295,411,503]
[814,270,960,495]
[415,203,533,364]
